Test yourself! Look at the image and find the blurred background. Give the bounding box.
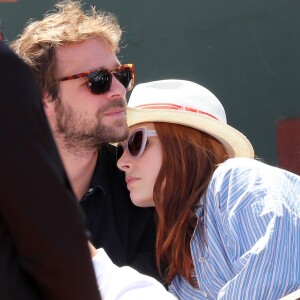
[1,0,300,170]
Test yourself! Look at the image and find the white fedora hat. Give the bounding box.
[127,79,254,158]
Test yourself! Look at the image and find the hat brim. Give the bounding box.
[127,108,254,158]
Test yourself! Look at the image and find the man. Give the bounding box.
[0,11,100,300]
[12,0,158,280]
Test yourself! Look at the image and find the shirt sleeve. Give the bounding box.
[210,158,300,299]
[92,248,178,300]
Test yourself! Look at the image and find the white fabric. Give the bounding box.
[92,248,177,300]
[128,79,227,122]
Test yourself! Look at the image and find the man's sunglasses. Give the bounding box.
[116,127,157,160]
[59,64,134,95]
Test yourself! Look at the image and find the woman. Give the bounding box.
[114,79,300,299]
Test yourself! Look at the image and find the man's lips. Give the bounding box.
[103,108,125,116]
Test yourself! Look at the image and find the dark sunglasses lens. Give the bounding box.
[116,144,124,160]
[88,70,111,94]
[114,67,133,90]
[128,130,143,157]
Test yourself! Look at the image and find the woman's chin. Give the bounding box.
[131,198,155,208]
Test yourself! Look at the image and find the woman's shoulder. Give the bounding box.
[208,158,274,200]
[212,157,261,182]
[214,157,299,182]
[209,157,300,201]
[217,157,260,171]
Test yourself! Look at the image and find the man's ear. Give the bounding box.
[42,92,54,117]
[42,91,50,107]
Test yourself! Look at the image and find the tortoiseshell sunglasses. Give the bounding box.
[59,64,134,95]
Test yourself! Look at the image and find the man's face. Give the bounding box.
[46,38,129,151]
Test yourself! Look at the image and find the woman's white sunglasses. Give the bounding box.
[116,127,157,160]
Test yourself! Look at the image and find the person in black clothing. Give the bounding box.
[12,0,159,280]
[81,143,157,276]
[0,16,100,300]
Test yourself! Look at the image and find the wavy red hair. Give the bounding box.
[153,122,228,286]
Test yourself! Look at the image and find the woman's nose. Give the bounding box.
[116,149,131,172]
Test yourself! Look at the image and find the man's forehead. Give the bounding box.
[55,39,119,77]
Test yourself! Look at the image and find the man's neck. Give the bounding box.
[56,142,99,201]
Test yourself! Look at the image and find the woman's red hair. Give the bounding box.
[153,122,228,286]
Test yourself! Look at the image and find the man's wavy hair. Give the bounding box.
[11,0,122,101]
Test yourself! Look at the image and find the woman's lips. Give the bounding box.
[126,176,140,187]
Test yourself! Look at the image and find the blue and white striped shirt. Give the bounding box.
[169,158,300,299]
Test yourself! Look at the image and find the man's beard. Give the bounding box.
[54,98,128,152]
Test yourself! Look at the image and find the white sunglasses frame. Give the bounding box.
[117,127,157,160]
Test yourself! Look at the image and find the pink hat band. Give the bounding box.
[133,103,219,120]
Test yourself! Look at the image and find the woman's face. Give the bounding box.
[117,122,163,207]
